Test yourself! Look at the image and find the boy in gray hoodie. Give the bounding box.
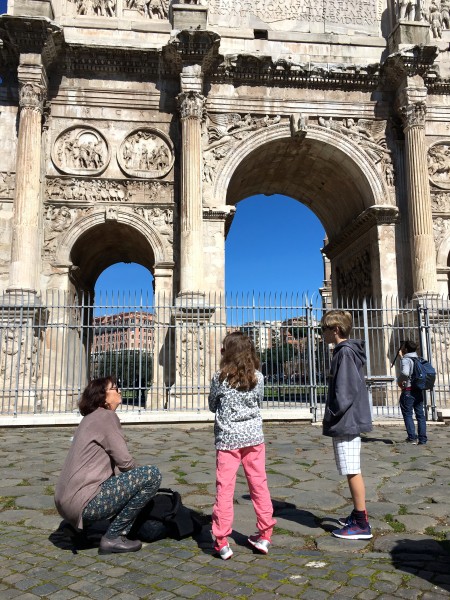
[320,310,373,540]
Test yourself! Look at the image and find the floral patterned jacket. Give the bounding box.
[208,370,265,450]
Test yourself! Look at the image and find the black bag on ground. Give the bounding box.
[131,488,200,542]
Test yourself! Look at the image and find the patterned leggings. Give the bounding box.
[82,465,161,539]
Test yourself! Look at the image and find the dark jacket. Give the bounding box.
[322,339,373,437]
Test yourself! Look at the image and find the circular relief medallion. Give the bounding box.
[428,141,450,190]
[52,127,110,176]
[118,128,174,179]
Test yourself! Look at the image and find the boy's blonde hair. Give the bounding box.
[320,310,353,339]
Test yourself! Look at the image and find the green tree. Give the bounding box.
[92,349,153,388]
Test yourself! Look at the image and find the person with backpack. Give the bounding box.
[397,340,428,445]
[208,332,276,560]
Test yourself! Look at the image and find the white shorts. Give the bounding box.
[332,435,361,475]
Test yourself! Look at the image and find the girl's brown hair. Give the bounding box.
[219,331,260,391]
[78,375,117,416]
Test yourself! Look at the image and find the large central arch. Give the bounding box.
[208,122,397,300]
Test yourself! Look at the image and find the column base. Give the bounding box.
[1,289,41,308]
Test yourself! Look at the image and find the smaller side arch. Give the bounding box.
[55,207,169,268]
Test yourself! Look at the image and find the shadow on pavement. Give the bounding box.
[390,538,450,594]
[49,520,109,554]
[269,497,325,532]
[361,436,395,444]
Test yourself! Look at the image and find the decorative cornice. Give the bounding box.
[64,45,160,78]
[161,30,221,77]
[381,45,438,89]
[0,16,63,69]
[210,54,381,91]
[324,205,399,258]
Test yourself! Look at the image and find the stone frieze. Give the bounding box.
[125,0,168,19]
[45,176,172,204]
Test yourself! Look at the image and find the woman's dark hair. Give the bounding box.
[401,340,417,354]
[219,331,260,391]
[78,376,117,416]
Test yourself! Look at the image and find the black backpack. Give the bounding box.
[131,488,201,542]
[411,357,436,391]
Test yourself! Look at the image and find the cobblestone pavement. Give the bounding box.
[0,422,449,599]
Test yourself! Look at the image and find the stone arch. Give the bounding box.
[213,122,391,241]
[55,207,170,290]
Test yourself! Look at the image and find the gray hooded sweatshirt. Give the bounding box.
[322,339,373,437]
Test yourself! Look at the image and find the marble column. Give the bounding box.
[8,55,47,299]
[177,88,205,295]
[398,83,438,296]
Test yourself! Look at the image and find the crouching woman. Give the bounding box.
[54,376,161,555]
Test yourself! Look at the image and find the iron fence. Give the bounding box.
[0,291,449,420]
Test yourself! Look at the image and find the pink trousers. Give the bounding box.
[212,443,276,549]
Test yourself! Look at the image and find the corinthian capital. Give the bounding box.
[399,100,427,129]
[177,91,205,120]
[397,82,427,130]
[19,82,45,111]
[18,58,48,113]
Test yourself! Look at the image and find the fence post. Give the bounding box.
[362,297,373,418]
[306,302,317,421]
[417,301,437,422]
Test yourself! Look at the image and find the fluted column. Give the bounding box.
[177,88,205,294]
[398,83,438,296]
[8,55,47,297]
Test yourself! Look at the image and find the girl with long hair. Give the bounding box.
[208,332,276,560]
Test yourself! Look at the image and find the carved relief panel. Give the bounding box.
[202,112,281,199]
[428,141,450,189]
[431,191,450,213]
[118,128,174,179]
[65,0,169,18]
[0,172,15,199]
[52,127,110,176]
[336,249,372,300]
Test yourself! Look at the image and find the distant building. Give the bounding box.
[92,312,154,353]
[240,321,279,352]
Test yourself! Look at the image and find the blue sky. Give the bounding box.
[0,0,6,13]
[95,194,325,299]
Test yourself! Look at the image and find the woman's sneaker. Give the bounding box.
[332,520,373,540]
[248,534,271,554]
[216,544,233,560]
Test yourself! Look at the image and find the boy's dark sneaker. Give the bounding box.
[332,520,373,540]
[405,438,418,445]
[337,514,352,527]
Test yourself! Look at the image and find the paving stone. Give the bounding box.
[373,534,448,555]
[14,495,55,510]
[2,424,450,600]
[0,509,40,523]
